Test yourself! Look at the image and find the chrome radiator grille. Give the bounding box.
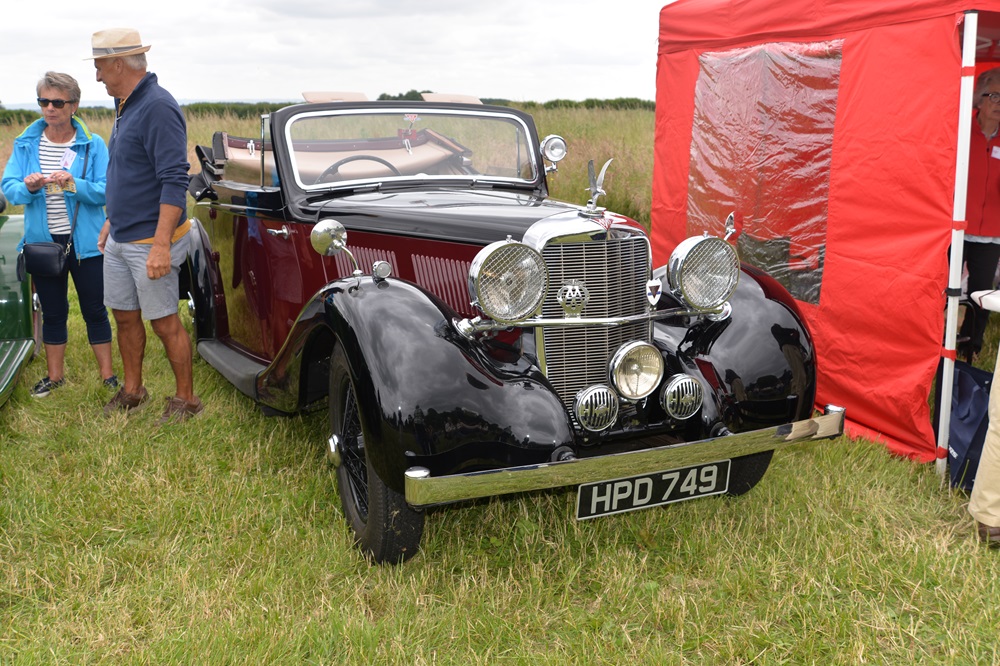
[539,235,651,408]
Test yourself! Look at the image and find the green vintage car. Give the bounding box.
[0,192,39,408]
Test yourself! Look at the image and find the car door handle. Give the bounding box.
[266,225,290,239]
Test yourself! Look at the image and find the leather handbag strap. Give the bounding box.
[64,143,90,256]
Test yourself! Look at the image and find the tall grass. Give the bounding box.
[528,107,656,227]
[2,107,999,664]
[0,106,654,226]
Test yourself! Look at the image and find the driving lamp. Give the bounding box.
[609,341,664,401]
[540,135,568,163]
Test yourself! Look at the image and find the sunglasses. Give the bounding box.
[37,98,74,109]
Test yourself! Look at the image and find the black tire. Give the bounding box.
[725,450,774,496]
[329,345,424,564]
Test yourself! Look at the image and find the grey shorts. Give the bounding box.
[104,232,190,320]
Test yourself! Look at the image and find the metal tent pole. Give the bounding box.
[938,10,979,477]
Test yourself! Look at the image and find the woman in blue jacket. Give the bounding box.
[1,72,117,397]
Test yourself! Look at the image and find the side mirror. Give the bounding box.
[311,218,348,256]
[311,218,361,275]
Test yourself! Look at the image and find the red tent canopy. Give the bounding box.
[653,0,1000,460]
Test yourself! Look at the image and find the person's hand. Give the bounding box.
[97,220,110,254]
[147,245,171,280]
[23,173,48,193]
[49,170,75,190]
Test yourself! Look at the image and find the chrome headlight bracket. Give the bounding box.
[706,301,733,322]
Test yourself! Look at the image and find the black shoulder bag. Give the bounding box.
[18,143,91,280]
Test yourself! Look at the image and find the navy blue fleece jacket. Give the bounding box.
[106,72,189,242]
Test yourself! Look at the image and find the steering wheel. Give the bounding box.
[315,155,402,183]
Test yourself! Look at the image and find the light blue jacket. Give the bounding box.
[1,116,109,259]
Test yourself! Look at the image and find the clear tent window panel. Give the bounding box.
[687,40,843,305]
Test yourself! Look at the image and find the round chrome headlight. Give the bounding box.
[608,341,664,401]
[667,236,739,311]
[468,240,547,323]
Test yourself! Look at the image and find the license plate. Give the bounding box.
[576,460,731,520]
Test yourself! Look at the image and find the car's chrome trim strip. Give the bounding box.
[454,304,714,336]
[403,406,845,507]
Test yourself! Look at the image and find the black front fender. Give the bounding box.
[655,264,817,433]
[325,276,574,492]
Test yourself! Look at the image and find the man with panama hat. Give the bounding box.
[91,27,203,425]
[88,28,151,60]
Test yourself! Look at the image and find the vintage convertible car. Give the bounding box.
[185,96,844,563]
[0,192,39,408]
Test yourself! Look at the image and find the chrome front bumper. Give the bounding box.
[404,405,845,508]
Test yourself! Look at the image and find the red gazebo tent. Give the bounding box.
[653,0,1000,467]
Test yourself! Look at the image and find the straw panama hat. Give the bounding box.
[87,28,151,60]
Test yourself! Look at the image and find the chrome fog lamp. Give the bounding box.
[667,236,739,311]
[660,374,703,420]
[574,385,619,432]
[608,341,664,401]
[540,135,568,163]
[468,239,548,323]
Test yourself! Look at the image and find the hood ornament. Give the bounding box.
[580,158,613,219]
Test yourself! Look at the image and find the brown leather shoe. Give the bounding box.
[157,396,204,425]
[976,521,1000,548]
[103,386,149,416]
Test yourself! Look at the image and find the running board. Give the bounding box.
[197,339,265,399]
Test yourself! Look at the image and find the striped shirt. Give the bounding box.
[38,135,73,234]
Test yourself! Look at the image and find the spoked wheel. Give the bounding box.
[725,450,774,496]
[328,345,424,564]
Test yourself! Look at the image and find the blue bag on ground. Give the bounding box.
[948,360,992,492]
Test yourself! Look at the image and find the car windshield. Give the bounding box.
[285,108,538,190]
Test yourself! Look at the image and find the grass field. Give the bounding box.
[2,108,1000,664]
[1,105,655,228]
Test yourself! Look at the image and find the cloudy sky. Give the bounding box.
[0,1,670,108]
